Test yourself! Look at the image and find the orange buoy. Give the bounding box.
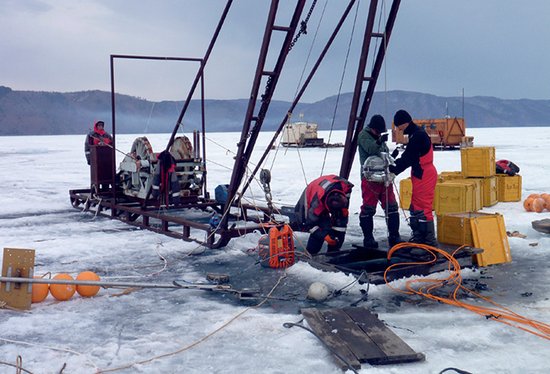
[523,197,534,212]
[527,193,541,199]
[543,195,550,208]
[50,273,76,301]
[76,271,101,297]
[533,197,546,213]
[31,276,49,303]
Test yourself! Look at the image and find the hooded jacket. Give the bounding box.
[85,121,113,164]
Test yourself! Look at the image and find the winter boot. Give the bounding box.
[360,214,378,249]
[422,221,439,247]
[386,211,403,247]
[408,215,424,243]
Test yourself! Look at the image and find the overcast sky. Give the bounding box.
[1,0,549,102]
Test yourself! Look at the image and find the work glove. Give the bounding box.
[391,148,399,159]
[376,133,389,145]
[324,234,339,246]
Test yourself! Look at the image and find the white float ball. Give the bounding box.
[308,281,330,301]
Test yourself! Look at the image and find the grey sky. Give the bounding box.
[1,0,548,102]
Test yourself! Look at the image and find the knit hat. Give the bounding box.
[367,114,386,133]
[393,110,412,126]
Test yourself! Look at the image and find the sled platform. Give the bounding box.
[532,219,550,234]
[301,306,425,370]
[306,243,482,284]
[69,188,277,249]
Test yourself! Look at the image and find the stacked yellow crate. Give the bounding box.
[496,174,522,202]
[459,146,497,207]
[436,212,512,266]
[397,146,517,266]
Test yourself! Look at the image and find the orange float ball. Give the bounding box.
[533,198,546,213]
[49,273,76,301]
[31,276,49,303]
[523,197,534,212]
[527,193,540,200]
[543,195,550,208]
[76,271,101,297]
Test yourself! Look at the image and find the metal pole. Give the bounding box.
[240,0,357,197]
[110,55,117,202]
[165,0,233,152]
[0,276,232,291]
[340,0,402,179]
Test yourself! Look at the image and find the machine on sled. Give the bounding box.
[70,0,407,251]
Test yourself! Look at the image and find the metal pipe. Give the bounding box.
[339,0,379,178]
[340,0,402,179]
[240,0,357,197]
[222,0,306,224]
[165,0,234,152]
[0,276,232,291]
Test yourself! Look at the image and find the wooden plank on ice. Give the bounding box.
[343,307,425,365]
[320,308,386,361]
[301,308,361,370]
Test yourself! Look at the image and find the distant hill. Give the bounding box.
[1,85,549,135]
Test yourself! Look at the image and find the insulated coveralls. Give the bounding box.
[357,128,401,248]
[295,175,353,254]
[389,122,438,245]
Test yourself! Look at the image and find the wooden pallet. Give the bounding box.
[301,307,424,370]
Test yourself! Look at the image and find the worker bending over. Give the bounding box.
[295,175,353,254]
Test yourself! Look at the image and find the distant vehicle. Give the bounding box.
[281,121,324,147]
[391,117,474,149]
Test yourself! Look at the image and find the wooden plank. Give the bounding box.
[343,307,425,365]
[0,248,35,310]
[320,308,387,362]
[301,308,361,370]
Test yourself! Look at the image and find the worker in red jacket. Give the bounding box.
[85,120,112,165]
[295,175,353,254]
[389,110,438,246]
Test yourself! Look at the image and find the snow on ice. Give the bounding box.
[0,127,549,373]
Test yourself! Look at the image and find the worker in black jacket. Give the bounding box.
[389,110,438,246]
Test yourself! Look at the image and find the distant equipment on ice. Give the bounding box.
[392,117,474,149]
[281,121,344,148]
[281,121,324,147]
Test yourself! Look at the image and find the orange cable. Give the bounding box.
[384,242,550,340]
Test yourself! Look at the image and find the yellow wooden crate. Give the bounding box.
[437,212,479,246]
[471,213,512,266]
[464,177,498,207]
[399,178,412,209]
[453,179,483,211]
[438,171,464,183]
[496,174,522,202]
[434,181,478,215]
[436,212,512,267]
[460,146,496,177]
